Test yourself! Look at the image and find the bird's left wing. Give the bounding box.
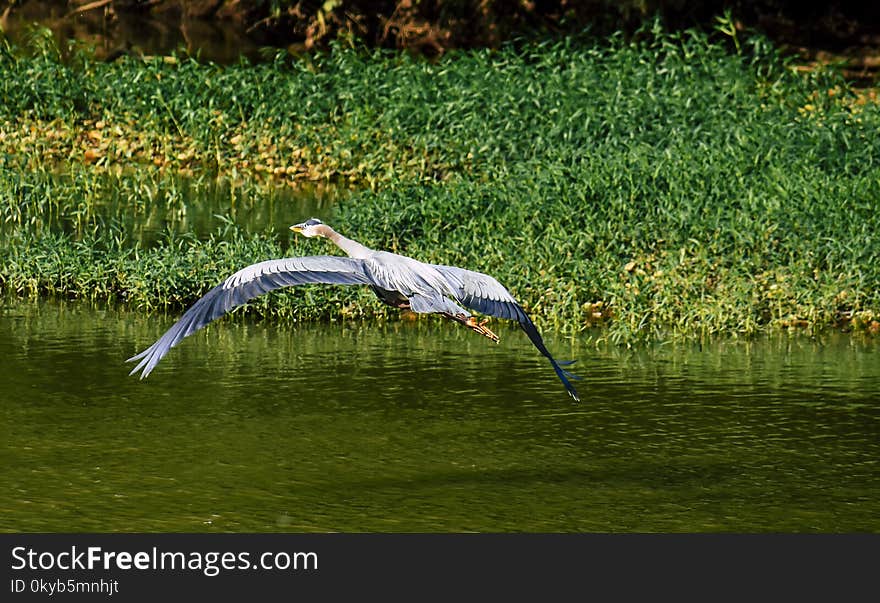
[127,256,371,379]
[432,264,525,321]
[432,264,581,401]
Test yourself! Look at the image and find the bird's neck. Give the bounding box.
[318,225,372,259]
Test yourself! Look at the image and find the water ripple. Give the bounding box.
[2,299,878,532]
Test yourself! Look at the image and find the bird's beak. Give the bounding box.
[290,223,304,233]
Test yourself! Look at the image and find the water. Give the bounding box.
[2,172,344,247]
[91,178,342,247]
[1,299,878,532]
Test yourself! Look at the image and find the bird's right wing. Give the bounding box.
[127,256,371,379]
[432,264,581,401]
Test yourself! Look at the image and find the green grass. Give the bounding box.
[1,25,879,341]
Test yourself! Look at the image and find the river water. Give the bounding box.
[2,298,878,532]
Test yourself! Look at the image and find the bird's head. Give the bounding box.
[290,218,326,238]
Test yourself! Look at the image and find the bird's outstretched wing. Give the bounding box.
[127,256,371,379]
[432,264,581,401]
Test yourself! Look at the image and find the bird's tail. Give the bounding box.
[514,311,582,401]
[549,358,581,402]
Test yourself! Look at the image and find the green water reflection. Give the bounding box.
[1,172,342,247]
[1,299,878,532]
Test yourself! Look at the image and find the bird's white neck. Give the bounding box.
[318,225,372,259]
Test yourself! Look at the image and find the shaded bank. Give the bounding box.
[1,29,878,342]
[2,1,880,72]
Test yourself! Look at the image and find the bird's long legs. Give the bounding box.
[441,312,500,342]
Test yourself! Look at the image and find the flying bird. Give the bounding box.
[127,218,580,400]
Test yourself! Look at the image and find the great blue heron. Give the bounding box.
[127,218,580,400]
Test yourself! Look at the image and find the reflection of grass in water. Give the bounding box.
[0,168,342,245]
[0,26,878,341]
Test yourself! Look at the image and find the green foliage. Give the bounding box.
[2,26,879,341]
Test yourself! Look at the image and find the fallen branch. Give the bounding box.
[65,0,113,19]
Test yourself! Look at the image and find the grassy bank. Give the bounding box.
[1,27,879,341]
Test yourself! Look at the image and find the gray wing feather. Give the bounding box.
[433,264,581,401]
[127,256,370,379]
[432,265,526,322]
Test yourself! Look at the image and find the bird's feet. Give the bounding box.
[465,317,500,342]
